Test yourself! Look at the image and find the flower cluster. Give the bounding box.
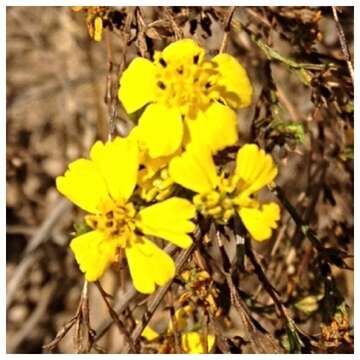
[56,39,280,300]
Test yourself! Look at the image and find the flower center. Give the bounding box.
[85,198,137,246]
[154,54,220,118]
[193,176,236,223]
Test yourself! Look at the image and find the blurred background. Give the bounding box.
[6,6,353,353]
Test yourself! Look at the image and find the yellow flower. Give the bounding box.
[181,332,216,354]
[118,39,253,158]
[56,137,195,293]
[169,142,280,241]
[141,306,215,354]
[140,324,160,342]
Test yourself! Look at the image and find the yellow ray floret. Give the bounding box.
[141,304,215,354]
[56,137,195,293]
[169,143,280,241]
[118,38,253,157]
[181,332,216,354]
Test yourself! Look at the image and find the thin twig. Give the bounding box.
[268,183,324,250]
[276,85,301,122]
[245,238,323,350]
[7,198,72,309]
[219,6,236,53]
[105,29,117,141]
[95,281,137,353]
[291,162,328,248]
[245,7,272,28]
[163,7,183,40]
[8,281,57,353]
[43,280,94,353]
[332,6,354,84]
[167,288,182,354]
[244,236,291,324]
[92,286,138,344]
[208,219,281,353]
[42,315,78,352]
[201,312,209,354]
[135,7,149,57]
[8,71,105,110]
[74,280,94,353]
[123,242,196,353]
[92,243,178,344]
[224,272,282,354]
[6,225,35,236]
[269,182,352,268]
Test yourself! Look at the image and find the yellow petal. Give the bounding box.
[94,17,103,42]
[125,238,175,294]
[137,103,183,158]
[181,332,215,354]
[186,102,238,153]
[212,53,253,108]
[137,198,195,248]
[160,38,205,65]
[90,137,138,201]
[56,159,108,213]
[141,325,160,341]
[235,144,278,196]
[169,142,218,193]
[70,230,118,281]
[118,57,157,114]
[239,202,280,241]
[169,306,193,332]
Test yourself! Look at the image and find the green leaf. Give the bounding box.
[282,322,304,353]
[73,221,92,236]
[294,295,323,314]
[273,121,305,144]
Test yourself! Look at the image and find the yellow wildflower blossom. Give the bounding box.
[118,39,253,158]
[181,332,216,354]
[140,324,160,342]
[56,137,195,293]
[169,142,280,241]
[141,305,215,354]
